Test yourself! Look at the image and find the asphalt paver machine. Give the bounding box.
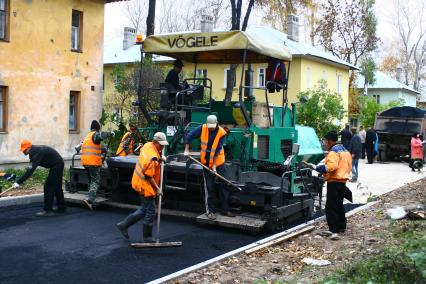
[66,30,325,233]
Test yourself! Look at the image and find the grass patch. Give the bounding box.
[0,168,70,191]
[320,220,426,284]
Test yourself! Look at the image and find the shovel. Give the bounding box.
[131,159,182,248]
[187,155,242,191]
[0,186,15,197]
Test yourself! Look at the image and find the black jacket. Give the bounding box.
[17,145,64,184]
[339,129,352,150]
[350,134,362,159]
[366,129,376,144]
[165,69,182,91]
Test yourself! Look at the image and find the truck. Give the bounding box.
[375,106,426,161]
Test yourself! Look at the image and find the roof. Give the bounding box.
[104,25,356,68]
[104,40,172,65]
[355,71,420,95]
[246,26,357,70]
[143,30,292,63]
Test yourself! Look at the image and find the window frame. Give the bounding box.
[0,0,10,42]
[0,86,8,132]
[257,68,266,88]
[336,74,342,95]
[69,91,80,133]
[373,94,380,104]
[71,10,83,52]
[196,69,208,86]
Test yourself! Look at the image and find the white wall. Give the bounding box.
[367,89,417,107]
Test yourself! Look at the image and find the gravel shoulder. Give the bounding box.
[172,178,426,284]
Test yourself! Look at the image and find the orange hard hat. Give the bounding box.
[20,139,33,152]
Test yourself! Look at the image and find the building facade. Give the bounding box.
[0,0,121,164]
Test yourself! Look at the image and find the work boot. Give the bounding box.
[36,210,55,217]
[143,224,155,243]
[206,212,216,220]
[330,233,341,240]
[116,222,130,239]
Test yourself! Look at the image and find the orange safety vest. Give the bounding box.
[200,124,226,169]
[131,142,161,197]
[81,132,102,166]
[116,132,135,156]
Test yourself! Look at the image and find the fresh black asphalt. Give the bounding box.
[0,203,361,284]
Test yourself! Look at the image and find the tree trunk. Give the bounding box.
[145,0,156,61]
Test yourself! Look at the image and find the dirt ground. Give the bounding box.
[0,185,43,197]
[171,178,426,284]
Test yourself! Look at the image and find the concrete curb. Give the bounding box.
[0,194,43,208]
[147,201,380,284]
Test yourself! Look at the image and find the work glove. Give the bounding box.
[110,131,115,137]
[212,165,217,173]
[157,188,163,196]
[12,182,20,189]
[183,150,190,156]
[303,162,316,170]
[161,155,167,163]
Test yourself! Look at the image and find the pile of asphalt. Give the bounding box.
[0,203,362,284]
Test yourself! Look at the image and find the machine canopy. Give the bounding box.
[142,30,292,64]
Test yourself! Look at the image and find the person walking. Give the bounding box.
[365,127,376,164]
[81,120,114,210]
[183,115,234,220]
[349,128,362,182]
[309,131,352,240]
[339,124,352,150]
[12,140,66,216]
[410,133,423,172]
[116,132,168,241]
[359,126,366,159]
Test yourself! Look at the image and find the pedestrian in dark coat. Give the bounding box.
[349,128,362,182]
[365,127,376,164]
[339,124,352,150]
[13,140,66,216]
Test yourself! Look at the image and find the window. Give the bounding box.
[0,86,7,132]
[349,117,358,129]
[373,94,380,104]
[336,74,342,95]
[71,10,83,52]
[196,69,207,86]
[224,68,236,88]
[0,0,9,41]
[306,67,311,89]
[69,91,80,132]
[257,68,265,87]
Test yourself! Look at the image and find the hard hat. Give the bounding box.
[206,115,218,129]
[153,132,169,146]
[20,139,33,152]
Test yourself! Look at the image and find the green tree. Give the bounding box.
[297,80,346,137]
[357,96,405,128]
[359,56,377,96]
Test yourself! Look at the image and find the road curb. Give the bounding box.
[148,201,379,284]
[0,194,43,208]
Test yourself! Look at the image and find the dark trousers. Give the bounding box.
[325,182,347,233]
[202,164,230,213]
[361,143,366,159]
[365,142,374,164]
[121,196,156,227]
[44,164,66,211]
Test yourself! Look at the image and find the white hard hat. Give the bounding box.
[206,115,218,128]
[153,132,169,146]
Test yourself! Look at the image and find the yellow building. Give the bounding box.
[104,26,356,123]
[0,0,123,164]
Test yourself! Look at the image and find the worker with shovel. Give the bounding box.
[11,140,66,217]
[184,115,235,220]
[116,132,168,242]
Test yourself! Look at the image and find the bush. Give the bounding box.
[297,80,346,137]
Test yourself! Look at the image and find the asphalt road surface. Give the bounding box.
[0,203,361,284]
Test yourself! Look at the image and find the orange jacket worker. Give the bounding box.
[116,132,168,242]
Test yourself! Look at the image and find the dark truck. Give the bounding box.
[374,106,426,161]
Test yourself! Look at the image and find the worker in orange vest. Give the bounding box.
[116,132,168,242]
[183,115,234,220]
[116,125,140,156]
[81,120,114,210]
